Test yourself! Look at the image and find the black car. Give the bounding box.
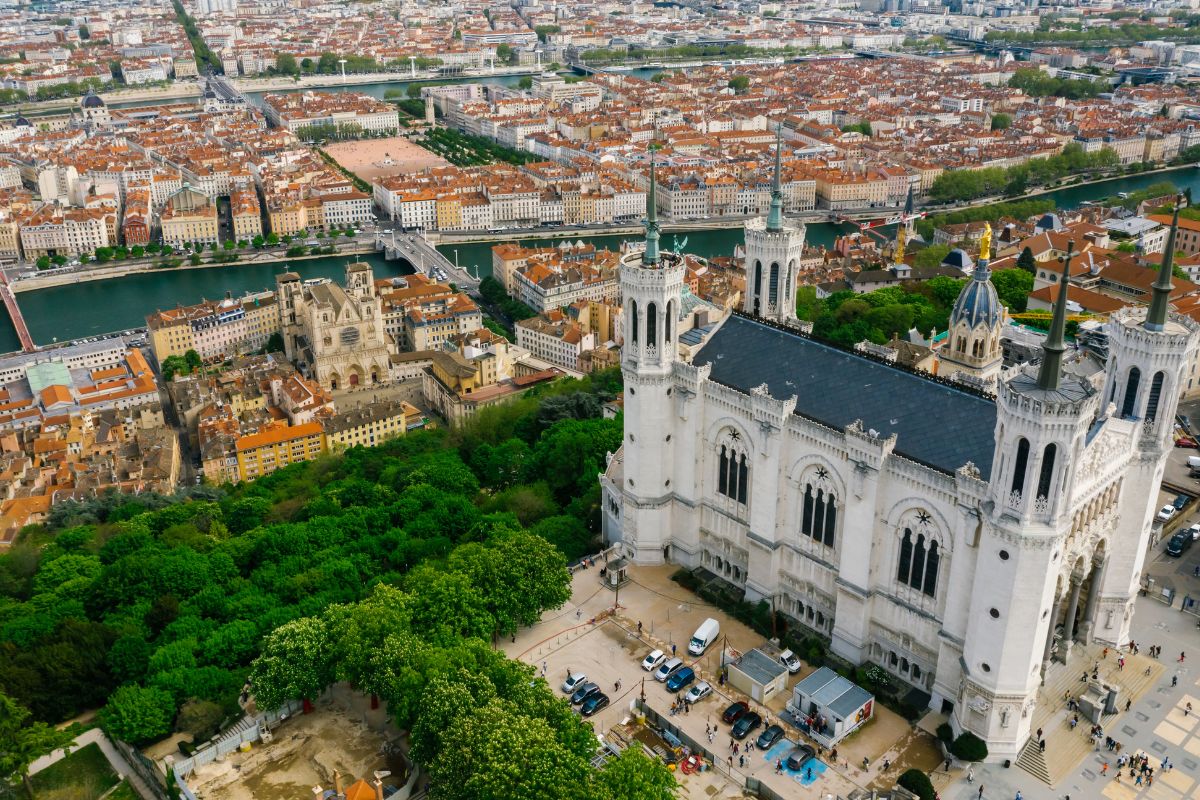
[571,681,601,705]
[731,711,762,740]
[1166,530,1191,557]
[786,744,816,771]
[581,693,610,717]
[722,701,749,724]
[756,724,785,750]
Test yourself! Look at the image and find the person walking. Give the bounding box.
[967,765,974,783]
[1102,762,1108,776]
[1180,651,1187,663]
[978,786,984,800]
[1173,675,1178,687]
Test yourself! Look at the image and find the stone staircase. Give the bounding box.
[1014,644,1165,787]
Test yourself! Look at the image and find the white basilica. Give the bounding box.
[599,147,1199,759]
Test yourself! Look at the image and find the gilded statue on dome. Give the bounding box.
[979,222,992,262]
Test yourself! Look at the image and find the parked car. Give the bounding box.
[654,657,684,682]
[756,724,785,750]
[562,672,587,693]
[732,712,762,740]
[722,701,749,724]
[666,667,696,693]
[570,681,601,705]
[580,693,609,717]
[1166,530,1192,557]
[1177,436,1198,448]
[779,649,802,674]
[1157,504,1177,522]
[641,649,666,671]
[786,744,817,771]
[684,681,712,704]
[1188,523,1200,541]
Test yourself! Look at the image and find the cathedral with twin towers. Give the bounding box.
[600,139,1199,758]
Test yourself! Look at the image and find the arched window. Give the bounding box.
[1037,443,1057,500]
[911,534,927,591]
[1121,366,1141,419]
[1011,437,1030,496]
[922,541,939,597]
[897,529,913,585]
[665,300,673,342]
[957,336,966,353]
[718,442,749,505]
[1146,370,1166,422]
[646,301,657,348]
[629,300,638,344]
[800,482,837,547]
[753,261,763,314]
[769,262,780,307]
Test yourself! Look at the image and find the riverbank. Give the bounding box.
[430,216,749,245]
[7,82,202,117]
[10,244,376,293]
[233,66,542,95]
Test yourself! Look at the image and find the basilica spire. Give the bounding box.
[1145,194,1183,332]
[643,151,660,266]
[766,123,784,233]
[1037,240,1076,392]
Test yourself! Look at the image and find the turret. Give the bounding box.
[741,124,806,324]
[939,223,1005,386]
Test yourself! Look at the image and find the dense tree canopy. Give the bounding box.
[0,371,622,739]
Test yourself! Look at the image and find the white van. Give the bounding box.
[688,618,720,656]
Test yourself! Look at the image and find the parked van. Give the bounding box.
[1189,456,1200,470]
[688,618,720,656]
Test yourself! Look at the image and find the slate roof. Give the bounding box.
[693,314,998,478]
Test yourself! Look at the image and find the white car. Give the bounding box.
[1188,523,1200,541]
[641,649,666,671]
[779,649,802,674]
[1157,505,1177,522]
[562,672,587,693]
[684,681,712,704]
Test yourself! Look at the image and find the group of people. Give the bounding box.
[668,697,688,716]
[1106,751,1169,786]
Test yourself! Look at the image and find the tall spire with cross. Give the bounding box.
[1145,194,1184,332]
[766,123,784,233]
[1037,240,1077,391]
[643,149,660,266]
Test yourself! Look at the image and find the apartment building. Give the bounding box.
[234,420,326,482]
[19,205,110,258]
[262,91,400,136]
[515,316,594,373]
[160,186,218,247]
[146,292,278,366]
[230,188,263,240]
[378,275,484,351]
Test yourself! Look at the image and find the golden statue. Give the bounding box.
[895,224,907,263]
[979,222,992,262]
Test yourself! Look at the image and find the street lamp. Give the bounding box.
[338,58,347,84]
[453,249,459,270]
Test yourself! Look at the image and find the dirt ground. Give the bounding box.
[185,686,405,800]
[324,136,448,182]
[504,562,945,800]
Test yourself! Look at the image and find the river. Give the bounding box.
[1,164,1197,354]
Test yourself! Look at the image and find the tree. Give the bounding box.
[426,698,592,800]
[897,768,936,800]
[265,232,279,245]
[447,530,571,637]
[184,350,202,372]
[990,113,1012,131]
[840,121,872,137]
[991,268,1034,313]
[249,616,335,710]
[263,332,285,354]
[35,256,50,270]
[593,747,678,800]
[727,75,750,93]
[1017,246,1036,273]
[495,44,514,65]
[913,244,951,269]
[518,76,533,90]
[950,731,989,761]
[0,692,75,795]
[174,698,224,740]
[275,53,299,76]
[130,245,145,258]
[98,684,176,745]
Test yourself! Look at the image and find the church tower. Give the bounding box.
[957,246,1102,760]
[1098,197,1199,646]
[742,126,805,324]
[938,224,1006,388]
[617,156,685,564]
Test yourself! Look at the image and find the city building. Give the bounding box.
[276,262,391,390]
[601,168,1200,762]
[160,185,218,247]
[146,291,278,366]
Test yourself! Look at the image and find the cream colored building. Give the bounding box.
[160,186,218,247]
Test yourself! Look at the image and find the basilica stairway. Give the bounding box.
[1015,644,1165,786]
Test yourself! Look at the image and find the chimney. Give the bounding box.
[373,779,384,800]
[333,770,343,795]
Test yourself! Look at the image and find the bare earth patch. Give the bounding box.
[186,686,407,800]
[324,136,448,182]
